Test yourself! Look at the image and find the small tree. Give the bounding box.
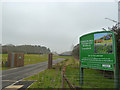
[72,44,79,59]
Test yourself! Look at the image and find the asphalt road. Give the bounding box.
[2,58,65,89]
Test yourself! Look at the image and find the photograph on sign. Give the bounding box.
[94,33,113,54]
[80,31,116,71]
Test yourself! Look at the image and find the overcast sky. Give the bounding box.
[2,1,117,53]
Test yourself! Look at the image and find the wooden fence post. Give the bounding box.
[48,53,53,69]
[2,61,4,67]
[62,64,66,88]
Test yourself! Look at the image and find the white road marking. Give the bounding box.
[5,85,24,89]
[2,58,65,89]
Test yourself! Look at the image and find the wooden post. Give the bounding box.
[2,61,4,67]
[62,65,66,88]
[48,53,53,69]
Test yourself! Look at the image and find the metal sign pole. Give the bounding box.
[79,61,83,85]
[114,63,119,89]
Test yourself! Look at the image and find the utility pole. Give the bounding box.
[117,1,120,89]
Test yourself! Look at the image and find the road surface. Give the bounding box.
[2,58,65,89]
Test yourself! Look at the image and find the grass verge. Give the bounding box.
[23,56,114,88]
[1,54,61,70]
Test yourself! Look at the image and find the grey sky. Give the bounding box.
[2,2,117,53]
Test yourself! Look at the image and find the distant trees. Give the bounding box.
[72,44,79,59]
[2,44,51,54]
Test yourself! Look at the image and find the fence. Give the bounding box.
[62,64,75,88]
[61,61,115,89]
[1,54,118,88]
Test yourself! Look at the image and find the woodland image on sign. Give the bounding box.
[94,33,113,54]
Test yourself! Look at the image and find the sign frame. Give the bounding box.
[79,31,119,88]
[79,31,116,71]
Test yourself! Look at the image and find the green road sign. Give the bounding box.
[80,31,116,71]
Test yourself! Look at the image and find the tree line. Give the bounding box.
[1,44,51,54]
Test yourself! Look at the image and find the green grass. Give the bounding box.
[23,56,114,88]
[1,54,115,88]
[23,56,73,88]
[24,69,62,88]
[1,54,64,65]
[81,69,114,88]
[1,54,64,70]
[65,68,114,88]
[1,54,49,70]
[0,54,10,70]
[2,54,8,62]
[1,67,13,70]
[24,54,48,65]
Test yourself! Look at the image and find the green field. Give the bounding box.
[23,56,114,88]
[1,54,60,70]
[24,56,74,88]
[1,54,115,88]
[24,54,48,65]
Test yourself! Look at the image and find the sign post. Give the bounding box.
[79,65,83,85]
[79,31,119,88]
